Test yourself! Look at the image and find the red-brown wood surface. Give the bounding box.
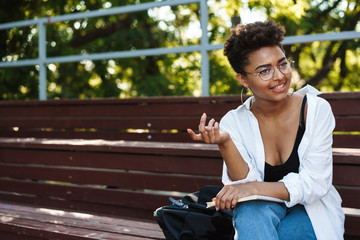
[0,163,221,192]
[333,165,360,187]
[0,150,222,176]
[0,92,358,148]
[0,201,165,239]
[0,91,359,238]
[336,186,360,209]
[344,215,360,239]
[0,193,159,221]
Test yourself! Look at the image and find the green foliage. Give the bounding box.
[0,0,359,100]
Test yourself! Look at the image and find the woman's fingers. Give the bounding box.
[187,128,203,141]
[215,185,243,211]
[188,113,223,144]
[199,113,210,143]
[206,118,216,143]
[213,121,221,142]
[198,113,207,131]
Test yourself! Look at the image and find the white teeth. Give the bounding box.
[274,83,285,89]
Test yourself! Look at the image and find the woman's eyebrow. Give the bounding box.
[254,57,287,71]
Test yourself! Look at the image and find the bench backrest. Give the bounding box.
[0,92,359,148]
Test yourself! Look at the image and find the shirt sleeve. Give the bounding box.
[220,110,262,185]
[280,97,335,207]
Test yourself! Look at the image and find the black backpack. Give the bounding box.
[154,185,235,240]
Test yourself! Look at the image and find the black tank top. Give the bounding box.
[264,95,307,182]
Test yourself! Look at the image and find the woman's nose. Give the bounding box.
[272,66,285,80]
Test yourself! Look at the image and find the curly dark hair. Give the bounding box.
[223,19,286,75]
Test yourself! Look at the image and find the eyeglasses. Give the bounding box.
[245,59,295,81]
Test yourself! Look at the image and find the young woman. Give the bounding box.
[187,20,344,239]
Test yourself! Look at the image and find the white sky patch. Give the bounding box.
[239,2,267,24]
[147,1,266,39]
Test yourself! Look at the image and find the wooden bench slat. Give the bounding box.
[333,165,360,187]
[0,102,239,118]
[0,193,157,220]
[0,179,170,211]
[0,117,201,129]
[0,214,155,239]
[0,163,221,192]
[0,137,221,157]
[0,148,223,175]
[0,202,164,239]
[1,129,359,147]
[333,135,360,148]
[0,130,193,143]
[344,215,360,239]
[0,231,41,240]
[336,186,360,209]
[334,117,360,132]
[0,201,161,230]
[329,99,360,116]
[333,149,360,165]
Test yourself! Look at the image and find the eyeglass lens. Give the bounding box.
[260,60,293,81]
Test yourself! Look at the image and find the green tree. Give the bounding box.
[0,0,359,100]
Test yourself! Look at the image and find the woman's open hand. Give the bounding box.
[187,113,229,144]
[214,183,254,211]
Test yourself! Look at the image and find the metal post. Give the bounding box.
[200,0,209,96]
[38,19,47,100]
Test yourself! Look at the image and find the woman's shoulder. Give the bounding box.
[294,85,331,109]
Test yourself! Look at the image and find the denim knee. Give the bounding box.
[278,204,316,240]
[233,201,286,240]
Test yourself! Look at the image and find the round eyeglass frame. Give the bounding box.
[244,59,295,81]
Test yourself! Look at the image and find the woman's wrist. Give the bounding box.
[217,135,231,148]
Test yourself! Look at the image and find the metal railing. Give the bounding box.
[0,0,359,100]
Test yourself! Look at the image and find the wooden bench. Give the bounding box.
[0,92,359,239]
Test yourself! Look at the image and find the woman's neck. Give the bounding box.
[251,95,292,119]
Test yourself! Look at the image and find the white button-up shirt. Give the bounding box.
[220,85,345,240]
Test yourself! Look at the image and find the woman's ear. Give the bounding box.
[236,73,249,88]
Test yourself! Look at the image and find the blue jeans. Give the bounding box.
[233,201,316,240]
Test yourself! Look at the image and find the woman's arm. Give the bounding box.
[215,181,290,211]
[218,137,249,180]
[187,113,249,180]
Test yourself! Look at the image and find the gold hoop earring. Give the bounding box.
[240,87,246,105]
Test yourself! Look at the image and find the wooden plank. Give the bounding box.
[345,215,360,238]
[0,117,209,131]
[333,135,360,148]
[0,102,239,118]
[0,217,155,240]
[1,129,359,145]
[0,179,179,211]
[0,202,164,239]
[321,91,360,100]
[0,231,43,240]
[0,148,223,175]
[333,165,360,187]
[0,193,158,220]
[336,186,360,209]
[0,130,194,143]
[0,163,221,192]
[329,99,360,116]
[334,117,360,132]
[0,138,222,157]
[0,201,162,232]
[333,148,360,165]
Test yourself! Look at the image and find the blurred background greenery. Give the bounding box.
[0,0,359,100]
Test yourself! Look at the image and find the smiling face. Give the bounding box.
[237,45,292,103]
